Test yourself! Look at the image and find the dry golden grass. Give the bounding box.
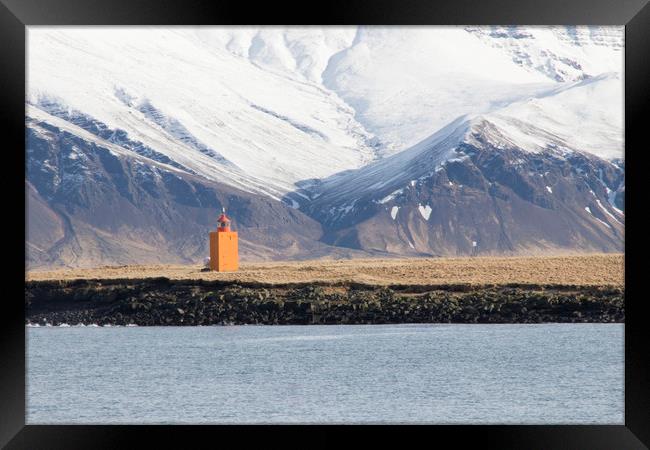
[26,254,624,286]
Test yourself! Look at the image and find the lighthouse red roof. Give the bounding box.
[217,208,232,232]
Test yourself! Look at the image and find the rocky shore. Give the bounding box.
[25,278,624,326]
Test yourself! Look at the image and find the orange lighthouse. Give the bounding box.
[209,208,238,271]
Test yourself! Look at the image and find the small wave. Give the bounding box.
[239,330,428,344]
[58,323,71,327]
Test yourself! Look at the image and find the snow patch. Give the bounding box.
[595,199,622,224]
[378,188,404,204]
[390,206,399,220]
[418,204,432,221]
[546,186,553,194]
[585,205,612,228]
[605,185,624,216]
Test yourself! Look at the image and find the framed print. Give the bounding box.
[3,0,649,447]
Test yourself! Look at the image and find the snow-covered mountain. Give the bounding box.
[303,73,624,255]
[303,72,623,207]
[465,26,623,82]
[26,26,624,267]
[28,28,378,201]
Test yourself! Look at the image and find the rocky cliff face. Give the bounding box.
[26,108,624,268]
[26,118,379,268]
[306,146,624,257]
[302,113,624,256]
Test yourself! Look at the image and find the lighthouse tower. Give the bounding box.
[209,208,238,271]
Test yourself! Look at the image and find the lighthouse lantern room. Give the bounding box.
[209,208,238,271]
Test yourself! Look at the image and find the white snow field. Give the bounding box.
[27,26,623,203]
[307,72,623,209]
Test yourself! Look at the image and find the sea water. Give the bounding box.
[26,324,624,424]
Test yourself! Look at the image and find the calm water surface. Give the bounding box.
[27,324,624,424]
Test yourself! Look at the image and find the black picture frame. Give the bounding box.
[3,0,649,447]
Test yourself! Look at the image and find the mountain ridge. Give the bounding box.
[25,27,625,268]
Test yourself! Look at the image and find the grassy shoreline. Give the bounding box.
[26,254,624,287]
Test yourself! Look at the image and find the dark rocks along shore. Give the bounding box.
[25,278,624,326]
